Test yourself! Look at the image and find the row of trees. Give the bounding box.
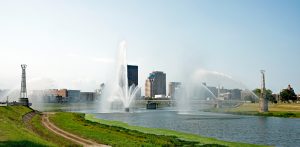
[251,85,298,103]
[252,88,277,103]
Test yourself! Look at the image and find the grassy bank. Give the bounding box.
[50,112,266,147]
[0,106,79,146]
[206,103,300,118]
[0,106,54,146]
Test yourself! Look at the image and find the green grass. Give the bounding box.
[0,106,79,146]
[0,106,54,146]
[50,112,267,147]
[206,103,300,118]
[28,113,79,146]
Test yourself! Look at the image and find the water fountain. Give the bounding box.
[100,41,140,112]
[175,80,217,114]
[175,69,258,113]
[192,69,259,100]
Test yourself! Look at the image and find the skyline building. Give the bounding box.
[168,82,181,99]
[145,71,166,98]
[127,65,138,87]
[67,90,81,102]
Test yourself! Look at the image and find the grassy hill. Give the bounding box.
[0,106,53,146]
[0,106,76,146]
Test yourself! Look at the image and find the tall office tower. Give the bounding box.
[127,65,138,87]
[145,71,166,98]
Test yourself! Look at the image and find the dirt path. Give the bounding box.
[42,112,109,147]
[22,110,38,130]
[23,110,37,123]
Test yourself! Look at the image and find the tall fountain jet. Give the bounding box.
[100,41,140,112]
[19,64,29,106]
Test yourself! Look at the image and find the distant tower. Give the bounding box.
[259,70,268,112]
[19,64,29,106]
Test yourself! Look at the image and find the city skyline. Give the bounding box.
[0,0,300,93]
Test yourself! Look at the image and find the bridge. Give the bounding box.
[133,99,245,109]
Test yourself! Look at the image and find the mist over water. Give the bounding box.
[99,41,140,112]
[175,69,259,113]
[0,77,58,111]
[1,77,56,100]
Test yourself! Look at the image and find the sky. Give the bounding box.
[0,0,299,93]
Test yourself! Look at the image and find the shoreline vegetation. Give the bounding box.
[205,103,300,118]
[0,106,269,147]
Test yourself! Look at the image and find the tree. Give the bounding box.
[253,88,276,103]
[280,88,297,103]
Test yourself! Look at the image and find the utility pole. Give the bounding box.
[259,70,268,112]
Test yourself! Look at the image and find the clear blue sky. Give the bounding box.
[0,0,299,93]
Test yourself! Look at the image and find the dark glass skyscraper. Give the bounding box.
[127,65,138,87]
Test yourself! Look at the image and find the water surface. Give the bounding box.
[93,110,300,147]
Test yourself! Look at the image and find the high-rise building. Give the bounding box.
[168,82,181,99]
[127,65,138,87]
[145,79,152,97]
[145,71,166,98]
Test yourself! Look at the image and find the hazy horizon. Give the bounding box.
[1,0,300,94]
